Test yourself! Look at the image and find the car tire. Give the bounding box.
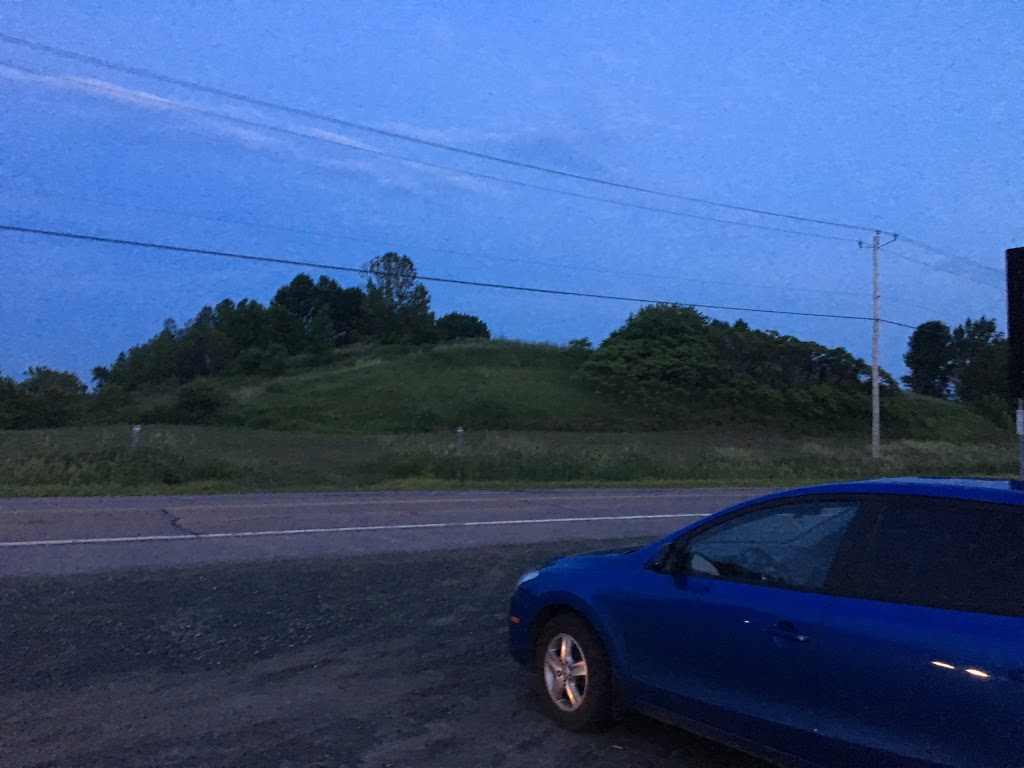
[534,613,613,731]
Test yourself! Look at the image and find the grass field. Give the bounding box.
[1,424,1015,497]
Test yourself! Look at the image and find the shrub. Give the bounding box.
[234,343,290,375]
[436,312,490,342]
[175,380,225,422]
[968,393,1012,428]
[11,367,88,428]
[0,446,236,489]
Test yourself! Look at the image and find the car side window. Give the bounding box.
[681,500,861,591]
[832,496,1024,618]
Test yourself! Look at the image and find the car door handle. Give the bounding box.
[763,621,809,643]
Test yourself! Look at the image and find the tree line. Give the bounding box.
[1,263,1015,431]
[902,316,1009,423]
[92,253,489,391]
[1,253,488,428]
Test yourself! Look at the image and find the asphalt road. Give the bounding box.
[1,488,775,768]
[0,488,769,576]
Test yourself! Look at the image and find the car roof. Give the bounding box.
[761,477,1024,507]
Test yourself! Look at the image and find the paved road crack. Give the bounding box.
[161,509,198,536]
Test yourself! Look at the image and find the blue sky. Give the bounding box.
[1,1,1021,383]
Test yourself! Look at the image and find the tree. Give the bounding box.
[266,304,308,355]
[216,298,270,352]
[901,315,1010,423]
[272,274,321,330]
[813,347,867,388]
[91,366,110,390]
[20,367,87,397]
[568,338,593,352]
[363,253,435,343]
[274,274,365,346]
[307,306,335,352]
[316,276,364,344]
[17,367,87,427]
[582,305,727,402]
[175,308,234,381]
[950,316,1007,406]
[902,321,953,397]
[581,304,876,429]
[436,312,490,341]
[0,372,17,429]
[106,325,179,388]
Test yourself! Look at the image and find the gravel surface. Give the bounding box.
[1,540,767,768]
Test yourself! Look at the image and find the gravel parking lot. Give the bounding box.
[1,540,767,768]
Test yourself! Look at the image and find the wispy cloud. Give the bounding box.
[304,126,504,195]
[305,127,379,152]
[0,64,505,198]
[0,64,179,110]
[0,63,280,151]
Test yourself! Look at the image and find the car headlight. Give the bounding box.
[515,569,540,588]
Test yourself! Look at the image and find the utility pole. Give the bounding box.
[871,231,881,459]
[860,231,898,459]
[1005,247,1024,479]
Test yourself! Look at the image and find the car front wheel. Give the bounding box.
[534,614,613,731]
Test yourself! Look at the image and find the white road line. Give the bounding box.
[0,512,709,548]
[0,490,761,515]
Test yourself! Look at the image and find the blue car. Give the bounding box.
[509,479,1024,768]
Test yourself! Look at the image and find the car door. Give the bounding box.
[608,495,874,762]
[814,495,1024,768]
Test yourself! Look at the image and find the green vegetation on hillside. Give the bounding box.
[71,339,1006,440]
[90,256,488,395]
[0,338,1014,496]
[226,341,640,433]
[582,305,897,434]
[2,259,1011,437]
[1,259,1016,496]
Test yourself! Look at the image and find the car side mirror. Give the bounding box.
[644,541,687,574]
[643,546,669,572]
[643,557,667,573]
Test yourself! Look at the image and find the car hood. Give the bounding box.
[543,543,642,570]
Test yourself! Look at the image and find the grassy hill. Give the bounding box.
[2,340,1014,496]
[99,340,1008,440]
[228,341,645,433]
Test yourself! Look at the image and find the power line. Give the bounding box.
[0,222,922,328]
[897,235,1003,277]
[0,52,999,293]
[0,60,859,245]
[0,32,889,235]
[0,38,1001,288]
[888,248,1003,289]
[7,182,933,308]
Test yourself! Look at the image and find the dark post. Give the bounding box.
[1006,248,1024,478]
